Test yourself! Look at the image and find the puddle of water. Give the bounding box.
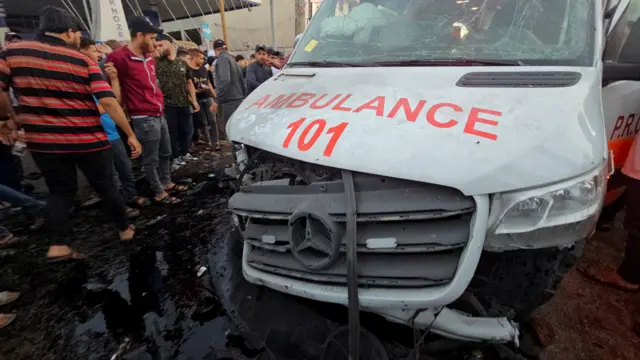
[70,244,234,360]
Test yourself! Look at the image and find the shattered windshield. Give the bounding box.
[290,0,595,66]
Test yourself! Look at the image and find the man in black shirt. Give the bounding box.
[189,49,220,151]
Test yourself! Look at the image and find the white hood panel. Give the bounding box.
[227,67,606,196]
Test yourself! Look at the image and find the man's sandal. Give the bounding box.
[0,234,20,249]
[120,225,136,242]
[0,314,16,329]
[46,250,88,263]
[152,195,182,206]
[0,291,19,306]
[126,207,140,219]
[127,196,151,209]
[165,184,189,193]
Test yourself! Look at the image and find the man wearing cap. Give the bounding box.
[212,39,246,139]
[246,44,273,95]
[107,16,183,205]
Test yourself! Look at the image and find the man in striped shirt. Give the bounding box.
[0,6,141,261]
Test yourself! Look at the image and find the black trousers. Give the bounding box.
[0,143,22,190]
[220,99,243,141]
[618,175,640,284]
[165,105,192,159]
[31,149,130,246]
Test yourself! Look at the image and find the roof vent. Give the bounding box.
[456,71,581,88]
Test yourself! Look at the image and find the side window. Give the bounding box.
[604,0,640,63]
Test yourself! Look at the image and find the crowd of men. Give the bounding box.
[0,6,292,329]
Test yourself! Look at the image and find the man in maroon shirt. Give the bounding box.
[108,17,182,204]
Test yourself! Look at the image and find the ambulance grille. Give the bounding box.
[229,152,475,289]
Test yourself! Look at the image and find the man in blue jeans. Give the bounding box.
[0,183,45,230]
[80,38,149,214]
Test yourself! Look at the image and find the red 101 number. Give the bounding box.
[282,117,348,157]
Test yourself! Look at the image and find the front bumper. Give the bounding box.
[236,192,519,344]
[228,153,525,344]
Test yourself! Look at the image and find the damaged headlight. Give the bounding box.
[492,162,607,235]
[232,143,249,173]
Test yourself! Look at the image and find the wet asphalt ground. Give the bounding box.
[0,149,247,360]
[1,146,639,360]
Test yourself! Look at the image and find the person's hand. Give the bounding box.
[96,43,113,55]
[128,136,142,159]
[0,118,18,145]
[192,101,200,113]
[104,62,118,81]
[209,102,218,113]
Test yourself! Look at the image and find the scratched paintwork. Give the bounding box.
[227,66,606,196]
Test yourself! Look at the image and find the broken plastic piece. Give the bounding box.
[197,266,207,277]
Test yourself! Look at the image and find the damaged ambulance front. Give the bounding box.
[226,0,607,345]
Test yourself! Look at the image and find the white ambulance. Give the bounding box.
[225,0,639,348]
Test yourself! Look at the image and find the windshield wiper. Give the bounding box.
[287,59,525,68]
[370,59,525,67]
[287,61,368,68]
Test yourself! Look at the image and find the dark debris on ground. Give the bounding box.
[2,143,640,360]
[0,146,247,360]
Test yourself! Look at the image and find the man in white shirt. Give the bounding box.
[580,135,640,292]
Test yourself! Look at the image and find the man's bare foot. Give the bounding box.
[46,245,87,262]
[578,266,640,292]
[119,225,135,241]
[154,191,170,201]
[0,313,16,329]
[164,183,188,193]
[30,217,45,231]
[0,291,19,306]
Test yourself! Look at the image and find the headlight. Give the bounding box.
[492,163,607,235]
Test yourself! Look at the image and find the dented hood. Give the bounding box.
[227,67,606,196]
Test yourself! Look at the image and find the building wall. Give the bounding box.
[161,0,307,56]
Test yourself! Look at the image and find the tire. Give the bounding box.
[468,240,585,322]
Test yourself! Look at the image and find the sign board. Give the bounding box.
[90,0,130,41]
[202,23,212,40]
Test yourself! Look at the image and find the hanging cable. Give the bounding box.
[204,0,216,17]
[193,0,207,18]
[193,0,213,46]
[178,0,205,40]
[342,169,360,360]
[61,0,91,34]
[134,0,145,18]
[63,0,87,25]
[81,0,93,34]
[161,0,193,42]
[124,0,141,16]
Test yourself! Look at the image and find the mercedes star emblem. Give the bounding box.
[288,208,341,271]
